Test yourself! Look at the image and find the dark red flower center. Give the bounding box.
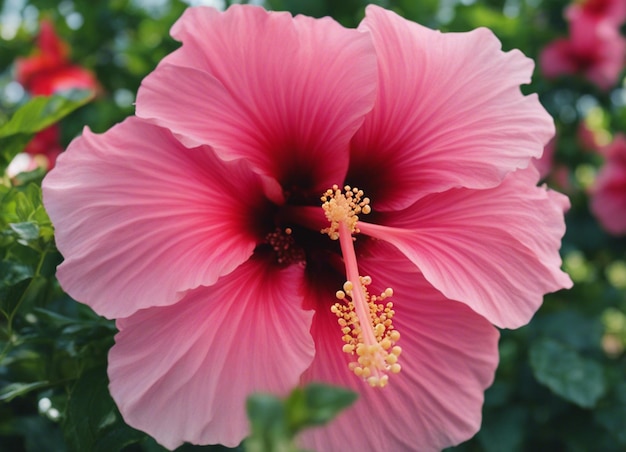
[260,183,403,387]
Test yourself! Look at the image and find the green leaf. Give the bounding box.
[0,90,92,169]
[477,407,526,452]
[2,184,37,223]
[0,90,93,138]
[14,191,34,223]
[63,365,145,451]
[0,260,33,287]
[0,277,32,319]
[245,394,294,452]
[0,135,31,167]
[286,383,357,434]
[1,183,53,251]
[9,222,40,244]
[11,166,47,186]
[246,393,288,436]
[595,382,626,446]
[11,415,67,452]
[31,308,85,328]
[0,381,50,402]
[529,338,607,408]
[243,383,357,452]
[530,310,604,352]
[91,422,148,452]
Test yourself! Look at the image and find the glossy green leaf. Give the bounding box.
[0,90,92,169]
[244,383,357,452]
[245,394,293,452]
[595,382,626,446]
[0,260,33,288]
[0,89,93,139]
[1,183,54,253]
[0,381,49,402]
[9,415,67,452]
[529,338,607,408]
[9,222,40,244]
[63,365,145,451]
[530,310,604,352]
[477,407,526,452]
[285,383,357,434]
[0,135,32,168]
[0,277,32,319]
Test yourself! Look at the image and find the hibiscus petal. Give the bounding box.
[109,255,314,450]
[136,5,378,194]
[43,117,270,318]
[299,243,499,451]
[359,167,573,328]
[350,5,553,210]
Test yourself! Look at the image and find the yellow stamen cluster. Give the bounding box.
[321,185,371,240]
[264,227,305,264]
[331,276,402,388]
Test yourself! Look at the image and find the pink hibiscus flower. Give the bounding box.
[578,120,604,151]
[15,18,99,96]
[539,15,626,90]
[591,134,626,235]
[23,124,63,165]
[566,0,626,28]
[43,5,572,451]
[11,19,99,174]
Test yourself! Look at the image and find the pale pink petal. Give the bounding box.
[359,167,573,328]
[43,117,271,318]
[533,136,557,179]
[109,256,314,450]
[299,243,499,451]
[136,5,377,193]
[349,5,553,210]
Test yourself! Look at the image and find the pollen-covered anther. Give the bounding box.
[321,184,371,239]
[264,227,305,265]
[331,275,401,388]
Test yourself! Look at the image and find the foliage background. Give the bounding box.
[0,0,625,450]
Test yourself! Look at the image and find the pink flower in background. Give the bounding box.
[566,0,626,27]
[10,19,99,174]
[7,125,63,177]
[15,19,99,96]
[578,120,604,151]
[43,5,572,451]
[540,16,626,90]
[23,125,63,166]
[591,134,626,235]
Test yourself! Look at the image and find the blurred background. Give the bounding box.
[0,0,625,450]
